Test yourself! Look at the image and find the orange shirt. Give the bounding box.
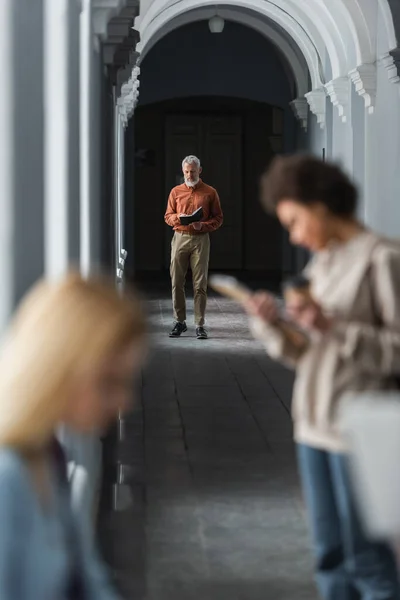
[164,179,223,234]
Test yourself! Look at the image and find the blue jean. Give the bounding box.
[297,444,400,600]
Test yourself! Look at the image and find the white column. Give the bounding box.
[44,0,81,280]
[114,66,140,275]
[0,0,14,330]
[0,0,44,331]
[59,0,105,534]
[325,77,354,175]
[349,64,377,225]
[91,45,102,268]
[80,0,93,278]
[114,87,128,270]
[46,0,94,525]
[80,0,102,277]
[118,107,126,261]
[364,111,378,226]
[114,99,121,267]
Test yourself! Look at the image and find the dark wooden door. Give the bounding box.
[164,114,243,269]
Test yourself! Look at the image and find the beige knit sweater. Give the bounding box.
[251,230,400,452]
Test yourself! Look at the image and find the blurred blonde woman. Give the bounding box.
[0,272,146,600]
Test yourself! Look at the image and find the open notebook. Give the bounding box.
[208,274,252,302]
[179,206,203,226]
[340,392,400,539]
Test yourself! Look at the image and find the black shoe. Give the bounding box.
[196,327,208,339]
[169,322,187,338]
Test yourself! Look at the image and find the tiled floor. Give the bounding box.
[99,289,317,600]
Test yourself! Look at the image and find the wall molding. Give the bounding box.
[325,76,349,123]
[349,63,376,114]
[107,18,134,45]
[305,88,326,129]
[117,64,140,126]
[93,1,139,41]
[381,47,400,85]
[290,98,308,131]
[93,1,123,38]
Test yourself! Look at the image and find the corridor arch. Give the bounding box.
[139,7,309,97]
[138,0,399,93]
[134,0,400,238]
[138,0,326,90]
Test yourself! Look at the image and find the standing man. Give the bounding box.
[165,155,223,339]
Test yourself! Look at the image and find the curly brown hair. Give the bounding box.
[261,154,358,217]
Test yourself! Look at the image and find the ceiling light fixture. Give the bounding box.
[208,7,224,33]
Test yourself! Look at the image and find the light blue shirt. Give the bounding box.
[0,448,120,600]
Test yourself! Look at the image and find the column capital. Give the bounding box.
[349,64,376,114]
[93,0,125,39]
[119,0,140,21]
[106,18,134,45]
[113,29,140,64]
[117,64,140,123]
[93,0,126,7]
[290,98,308,131]
[104,28,140,67]
[325,76,349,123]
[380,47,400,85]
[115,49,140,92]
[305,88,326,129]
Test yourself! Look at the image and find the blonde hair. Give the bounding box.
[0,272,146,451]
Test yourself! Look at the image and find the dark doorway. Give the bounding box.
[130,96,286,280]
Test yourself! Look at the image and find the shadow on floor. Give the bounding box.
[147,579,316,600]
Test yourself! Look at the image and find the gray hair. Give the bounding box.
[182,155,201,169]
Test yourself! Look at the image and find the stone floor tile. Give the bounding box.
[98,288,317,599]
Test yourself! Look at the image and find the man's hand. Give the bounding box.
[192,222,202,231]
[242,292,279,324]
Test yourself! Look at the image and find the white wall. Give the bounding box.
[369,65,400,237]
[306,4,400,239]
[308,75,400,238]
[307,112,325,159]
[351,86,366,220]
[367,11,400,237]
[0,0,45,333]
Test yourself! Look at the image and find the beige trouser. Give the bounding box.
[170,232,210,327]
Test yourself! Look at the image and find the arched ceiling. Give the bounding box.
[138,0,325,90]
[139,6,310,97]
[136,0,398,98]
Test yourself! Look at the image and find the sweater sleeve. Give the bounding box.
[248,258,315,368]
[331,244,400,376]
[249,317,309,369]
[164,190,180,228]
